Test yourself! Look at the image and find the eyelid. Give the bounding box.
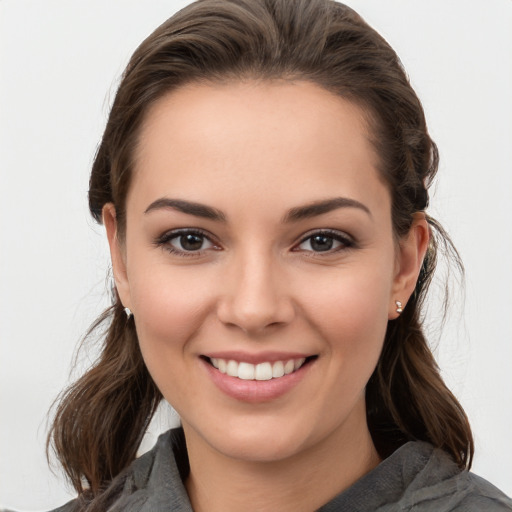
[293,229,355,253]
[155,227,216,243]
[154,228,221,257]
[154,227,355,257]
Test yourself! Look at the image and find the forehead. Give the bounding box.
[130,80,388,217]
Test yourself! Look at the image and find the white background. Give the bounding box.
[1,1,511,510]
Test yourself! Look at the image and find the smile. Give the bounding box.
[209,357,307,380]
[201,354,317,402]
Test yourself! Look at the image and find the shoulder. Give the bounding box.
[320,441,512,512]
[393,442,512,511]
[445,471,512,511]
[47,428,191,512]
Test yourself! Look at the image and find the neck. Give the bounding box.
[184,416,381,512]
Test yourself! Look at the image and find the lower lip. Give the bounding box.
[202,359,313,403]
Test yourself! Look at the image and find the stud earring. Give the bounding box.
[395,301,403,314]
[124,307,132,318]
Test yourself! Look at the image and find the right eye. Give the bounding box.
[171,232,213,251]
[155,229,219,257]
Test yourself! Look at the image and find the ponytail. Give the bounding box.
[367,219,473,468]
[47,303,161,499]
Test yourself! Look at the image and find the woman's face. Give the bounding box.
[106,80,425,463]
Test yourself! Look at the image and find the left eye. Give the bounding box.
[169,232,214,252]
[296,232,351,253]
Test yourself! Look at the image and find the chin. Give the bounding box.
[185,412,328,464]
[216,432,307,463]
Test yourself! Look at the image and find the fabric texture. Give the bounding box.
[51,427,512,511]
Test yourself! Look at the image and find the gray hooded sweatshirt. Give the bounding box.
[52,428,512,511]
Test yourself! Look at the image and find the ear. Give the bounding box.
[103,203,132,310]
[389,213,430,319]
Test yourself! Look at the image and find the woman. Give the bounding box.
[46,0,512,510]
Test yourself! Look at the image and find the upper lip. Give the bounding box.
[201,351,315,365]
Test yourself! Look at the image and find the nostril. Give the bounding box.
[217,300,296,334]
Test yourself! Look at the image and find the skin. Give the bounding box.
[104,80,429,512]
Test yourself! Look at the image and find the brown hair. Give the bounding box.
[48,0,473,505]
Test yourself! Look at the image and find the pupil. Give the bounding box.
[311,235,333,252]
[181,234,203,251]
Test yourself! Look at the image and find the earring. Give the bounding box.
[124,307,133,318]
[395,301,403,314]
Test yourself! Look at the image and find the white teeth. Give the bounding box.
[226,360,238,377]
[255,362,272,381]
[294,358,306,370]
[209,357,309,380]
[238,362,255,380]
[272,361,284,378]
[284,359,295,375]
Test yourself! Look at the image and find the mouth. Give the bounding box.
[201,355,317,381]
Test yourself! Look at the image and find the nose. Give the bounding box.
[216,250,295,335]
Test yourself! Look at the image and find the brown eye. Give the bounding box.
[155,228,221,258]
[175,233,207,251]
[296,231,353,253]
[157,229,217,254]
[309,235,334,252]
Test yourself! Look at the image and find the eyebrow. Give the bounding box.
[144,198,227,221]
[144,196,371,222]
[282,197,371,222]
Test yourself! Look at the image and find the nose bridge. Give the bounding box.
[218,244,293,333]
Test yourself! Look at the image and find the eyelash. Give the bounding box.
[154,228,355,257]
[154,228,219,258]
[294,229,355,255]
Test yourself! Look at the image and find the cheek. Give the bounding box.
[127,264,219,411]
[127,257,216,361]
[303,262,392,359]
[136,281,203,339]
